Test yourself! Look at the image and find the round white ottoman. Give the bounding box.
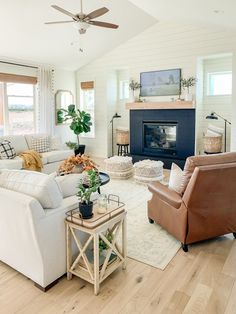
[104,156,133,179]
[134,159,164,183]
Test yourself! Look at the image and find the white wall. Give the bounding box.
[196,55,232,153]
[76,21,236,157]
[53,68,77,144]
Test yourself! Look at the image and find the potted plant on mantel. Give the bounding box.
[76,169,101,219]
[59,104,92,155]
[180,77,197,101]
[129,79,141,102]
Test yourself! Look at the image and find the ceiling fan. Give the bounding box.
[45,0,119,34]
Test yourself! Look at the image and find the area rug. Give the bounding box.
[102,178,181,270]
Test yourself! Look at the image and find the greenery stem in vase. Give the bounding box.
[129,79,141,102]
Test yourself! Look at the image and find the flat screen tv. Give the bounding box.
[140,68,181,97]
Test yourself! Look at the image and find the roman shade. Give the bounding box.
[80,81,94,90]
[0,72,37,85]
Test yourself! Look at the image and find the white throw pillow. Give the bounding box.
[55,174,83,198]
[0,169,62,209]
[50,136,62,150]
[168,163,184,195]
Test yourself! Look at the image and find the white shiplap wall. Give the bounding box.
[76,21,236,158]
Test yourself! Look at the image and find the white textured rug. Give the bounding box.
[102,178,181,270]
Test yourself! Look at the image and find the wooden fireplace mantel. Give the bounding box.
[125,101,194,110]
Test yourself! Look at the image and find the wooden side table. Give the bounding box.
[65,200,127,295]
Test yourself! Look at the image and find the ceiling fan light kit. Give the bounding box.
[45,0,119,35]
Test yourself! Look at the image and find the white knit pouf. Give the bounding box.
[104,156,133,179]
[134,159,164,183]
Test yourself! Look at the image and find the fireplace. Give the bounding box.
[130,109,195,169]
[143,122,177,156]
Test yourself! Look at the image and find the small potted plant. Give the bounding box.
[180,77,197,101]
[129,79,141,102]
[76,169,101,219]
[99,230,113,257]
[58,104,92,155]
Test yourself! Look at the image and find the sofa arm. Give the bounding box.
[148,181,182,209]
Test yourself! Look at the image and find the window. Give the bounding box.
[119,80,129,100]
[0,73,37,135]
[80,81,95,138]
[207,71,232,96]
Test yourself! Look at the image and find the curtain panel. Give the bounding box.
[37,67,54,134]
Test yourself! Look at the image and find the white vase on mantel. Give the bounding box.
[129,91,135,103]
[184,93,193,101]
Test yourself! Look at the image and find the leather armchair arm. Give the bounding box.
[148,181,182,209]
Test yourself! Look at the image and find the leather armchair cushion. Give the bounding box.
[148,181,182,209]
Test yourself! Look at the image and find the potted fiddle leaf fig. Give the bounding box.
[59,104,92,155]
[76,169,101,219]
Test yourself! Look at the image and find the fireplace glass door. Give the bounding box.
[143,122,177,155]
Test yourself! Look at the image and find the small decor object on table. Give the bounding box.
[104,156,133,179]
[97,194,108,214]
[129,79,141,102]
[77,169,101,219]
[180,76,197,101]
[134,159,164,184]
[65,195,127,295]
[58,154,98,175]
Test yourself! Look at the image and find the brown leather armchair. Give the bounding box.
[148,153,236,252]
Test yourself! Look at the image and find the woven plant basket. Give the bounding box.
[203,135,222,153]
[116,129,129,145]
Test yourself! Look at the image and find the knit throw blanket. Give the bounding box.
[19,150,43,172]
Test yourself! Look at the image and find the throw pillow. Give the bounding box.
[168,163,184,195]
[50,136,62,151]
[55,173,83,198]
[0,140,16,159]
[0,169,62,209]
[31,137,50,153]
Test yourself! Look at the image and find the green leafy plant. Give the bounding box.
[65,141,78,150]
[76,169,101,204]
[99,230,113,253]
[181,77,197,93]
[58,104,92,146]
[129,79,141,91]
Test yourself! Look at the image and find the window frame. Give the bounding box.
[206,71,232,96]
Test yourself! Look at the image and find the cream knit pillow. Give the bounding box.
[168,163,184,195]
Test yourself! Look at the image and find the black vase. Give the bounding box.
[79,201,93,219]
[74,145,86,156]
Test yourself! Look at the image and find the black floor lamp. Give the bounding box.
[206,112,231,152]
[110,113,121,156]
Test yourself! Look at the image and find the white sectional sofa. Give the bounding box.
[0,134,73,174]
[0,169,86,290]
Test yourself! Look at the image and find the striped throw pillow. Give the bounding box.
[31,137,50,153]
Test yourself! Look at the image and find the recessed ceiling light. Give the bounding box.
[214,10,224,14]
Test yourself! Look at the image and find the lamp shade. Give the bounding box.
[206,112,218,120]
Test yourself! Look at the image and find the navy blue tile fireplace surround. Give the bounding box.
[130,109,195,169]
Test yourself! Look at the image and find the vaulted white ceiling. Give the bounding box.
[0,0,156,70]
[129,0,236,30]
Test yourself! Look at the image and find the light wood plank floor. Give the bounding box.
[1,159,236,313]
[1,236,236,314]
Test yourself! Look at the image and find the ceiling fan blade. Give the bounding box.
[90,21,119,29]
[45,20,74,25]
[85,7,109,20]
[51,5,78,20]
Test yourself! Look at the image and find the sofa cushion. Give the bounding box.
[0,157,23,169]
[42,150,73,164]
[0,135,28,154]
[0,169,62,209]
[182,152,236,193]
[0,140,17,159]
